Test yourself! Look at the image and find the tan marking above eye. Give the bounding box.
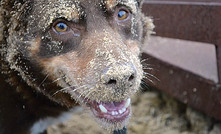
[106,0,117,9]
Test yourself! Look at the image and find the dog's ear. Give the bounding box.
[136,0,144,7]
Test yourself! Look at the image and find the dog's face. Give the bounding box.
[2,0,153,131]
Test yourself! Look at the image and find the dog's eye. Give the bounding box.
[54,22,68,33]
[117,9,129,21]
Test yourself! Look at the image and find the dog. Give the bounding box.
[0,0,154,133]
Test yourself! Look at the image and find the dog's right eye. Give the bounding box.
[53,22,69,34]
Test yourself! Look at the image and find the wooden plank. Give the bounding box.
[141,0,221,121]
[141,53,221,120]
[142,1,221,45]
[144,36,218,83]
[216,45,221,83]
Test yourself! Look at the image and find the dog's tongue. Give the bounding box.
[101,101,126,111]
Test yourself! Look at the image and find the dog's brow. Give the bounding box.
[104,0,138,13]
[34,1,82,30]
[105,0,118,9]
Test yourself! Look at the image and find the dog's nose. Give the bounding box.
[101,64,137,89]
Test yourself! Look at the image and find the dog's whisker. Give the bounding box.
[84,88,97,100]
[140,80,151,90]
[38,74,49,88]
[141,62,155,67]
[52,76,66,83]
[78,90,88,100]
[75,90,89,103]
[58,85,87,96]
[71,85,87,93]
[141,58,151,63]
[142,76,155,84]
[143,67,154,70]
[143,72,160,81]
[52,84,76,96]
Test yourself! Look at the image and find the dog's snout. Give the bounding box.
[102,64,137,88]
[106,73,135,86]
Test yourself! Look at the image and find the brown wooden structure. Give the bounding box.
[141,0,221,120]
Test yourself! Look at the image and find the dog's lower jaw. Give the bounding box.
[93,111,131,133]
[90,104,131,133]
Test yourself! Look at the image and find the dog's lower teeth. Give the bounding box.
[122,108,126,113]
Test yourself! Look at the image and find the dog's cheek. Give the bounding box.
[127,40,140,56]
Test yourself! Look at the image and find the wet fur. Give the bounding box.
[0,0,154,134]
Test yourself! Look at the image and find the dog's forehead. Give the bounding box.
[31,0,81,30]
[33,0,138,16]
[31,0,138,30]
[104,0,138,12]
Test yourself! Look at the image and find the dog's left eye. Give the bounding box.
[117,8,130,21]
[54,22,68,33]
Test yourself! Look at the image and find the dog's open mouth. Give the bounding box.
[80,95,131,122]
[89,99,131,122]
[65,82,131,123]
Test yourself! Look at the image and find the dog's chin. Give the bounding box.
[92,110,131,132]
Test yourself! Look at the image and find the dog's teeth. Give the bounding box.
[122,108,126,113]
[125,98,131,108]
[99,104,107,113]
[119,110,123,114]
[111,111,118,115]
